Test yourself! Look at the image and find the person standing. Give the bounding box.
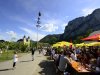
[42,48,46,55]
[13,51,18,69]
[31,47,35,61]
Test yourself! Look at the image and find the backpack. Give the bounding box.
[56,55,61,66]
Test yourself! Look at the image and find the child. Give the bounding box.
[13,51,18,69]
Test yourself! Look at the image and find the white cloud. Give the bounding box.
[41,19,61,32]
[6,31,18,41]
[6,31,17,38]
[0,29,24,41]
[40,16,70,33]
[62,23,68,29]
[20,27,45,41]
[82,8,95,16]
[41,23,58,32]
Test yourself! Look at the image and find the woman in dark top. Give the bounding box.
[31,47,35,61]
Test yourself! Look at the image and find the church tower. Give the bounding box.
[23,35,26,45]
[23,35,30,47]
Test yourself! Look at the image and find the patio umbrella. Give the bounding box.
[82,34,100,41]
[88,42,100,46]
[52,41,73,48]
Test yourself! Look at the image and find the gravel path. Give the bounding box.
[0,51,56,75]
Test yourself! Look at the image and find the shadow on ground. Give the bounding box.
[39,60,56,75]
[20,60,32,63]
[46,56,51,60]
[0,68,13,71]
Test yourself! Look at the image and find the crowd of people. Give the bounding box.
[1,45,100,74]
[47,46,100,75]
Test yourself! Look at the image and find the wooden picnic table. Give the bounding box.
[70,60,89,72]
[67,58,99,75]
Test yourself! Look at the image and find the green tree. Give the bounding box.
[48,37,58,44]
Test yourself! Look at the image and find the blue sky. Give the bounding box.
[0,0,100,41]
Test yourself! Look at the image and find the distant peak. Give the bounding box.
[92,8,100,14]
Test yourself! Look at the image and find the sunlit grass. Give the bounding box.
[0,50,27,62]
[0,50,14,62]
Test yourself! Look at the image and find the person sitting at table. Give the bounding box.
[73,49,78,61]
[81,54,90,68]
[86,54,96,70]
[97,49,100,58]
[70,51,77,61]
[96,53,100,72]
[53,50,61,73]
[77,52,82,62]
[75,47,81,54]
[58,50,70,75]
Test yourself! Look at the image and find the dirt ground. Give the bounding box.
[0,51,56,75]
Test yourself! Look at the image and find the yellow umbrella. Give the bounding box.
[52,43,60,48]
[52,41,73,48]
[75,43,88,47]
[57,41,72,46]
[90,42,100,46]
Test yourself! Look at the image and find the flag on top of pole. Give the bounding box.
[39,12,41,16]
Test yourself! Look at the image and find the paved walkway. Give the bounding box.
[0,51,56,75]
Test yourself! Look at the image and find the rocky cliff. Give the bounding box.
[40,8,100,44]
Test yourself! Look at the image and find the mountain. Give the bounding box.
[40,8,100,44]
[0,40,5,43]
[40,34,61,44]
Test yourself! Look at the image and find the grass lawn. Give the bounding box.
[0,50,27,62]
[0,50,14,62]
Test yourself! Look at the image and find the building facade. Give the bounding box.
[23,36,30,47]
